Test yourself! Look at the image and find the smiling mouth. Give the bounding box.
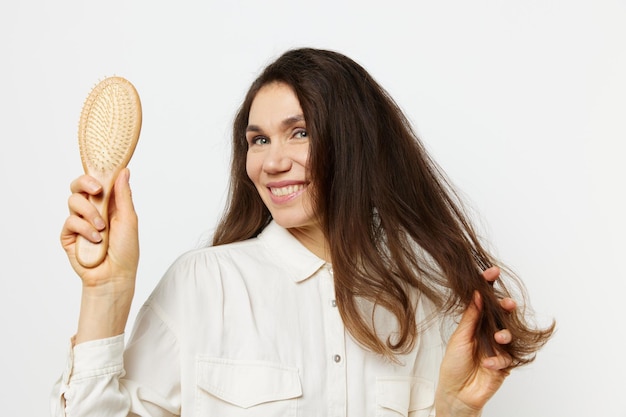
[269,184,306,197]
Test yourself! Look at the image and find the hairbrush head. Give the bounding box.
[75,76,142,268]
[78,76,141,173]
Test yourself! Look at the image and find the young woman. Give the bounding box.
[53,48,553,417]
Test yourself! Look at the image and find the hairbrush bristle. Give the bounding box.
[78,77,141,172]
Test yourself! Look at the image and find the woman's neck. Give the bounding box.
[287,225,330,262]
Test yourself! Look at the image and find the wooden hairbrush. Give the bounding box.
[75,76,142,268]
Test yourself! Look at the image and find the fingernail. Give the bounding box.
[94,218,105,230]
[87,181,101,192]
[484,358,495,368]
[91,231,102,242]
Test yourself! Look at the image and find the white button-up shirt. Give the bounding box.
[52,221,446,417]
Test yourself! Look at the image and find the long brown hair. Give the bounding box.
[213,48,554,366]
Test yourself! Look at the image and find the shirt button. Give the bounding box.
[333,354,342,363]
[331,299,337,307]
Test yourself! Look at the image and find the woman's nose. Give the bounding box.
[263,143,292,173]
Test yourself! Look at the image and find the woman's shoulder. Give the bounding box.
[167,236,267,278]
[144,236,269,310]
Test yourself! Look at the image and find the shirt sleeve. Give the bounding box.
[50,334,130,416]
[50,303,181,417]
[415,297,449,417]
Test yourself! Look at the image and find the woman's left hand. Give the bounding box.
[435,266,515,417]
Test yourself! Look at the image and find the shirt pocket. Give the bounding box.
[195,357,302,417]
[376,376,435,417]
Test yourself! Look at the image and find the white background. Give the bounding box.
[1,1,625,416]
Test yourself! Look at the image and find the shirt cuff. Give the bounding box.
[66,334,125,382]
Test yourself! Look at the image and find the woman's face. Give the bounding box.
[245,82,318,234]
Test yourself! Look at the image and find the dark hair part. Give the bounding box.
[213,47,554,366]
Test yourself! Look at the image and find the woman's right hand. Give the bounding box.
[61,168,139,343]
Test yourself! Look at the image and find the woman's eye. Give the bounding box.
[250,136,269,145]
[294,129,308,139]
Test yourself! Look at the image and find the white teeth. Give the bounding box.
[270,184,305,196]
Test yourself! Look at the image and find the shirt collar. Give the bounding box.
[257,221,327,283]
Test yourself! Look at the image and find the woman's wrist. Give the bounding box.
[75,281,135,344]
[435,393,483,417]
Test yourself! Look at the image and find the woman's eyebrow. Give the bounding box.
[245,124,262,133]
[246,115,305,133]
[281,115,305,128]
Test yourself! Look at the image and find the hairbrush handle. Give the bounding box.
[75,175,115,268]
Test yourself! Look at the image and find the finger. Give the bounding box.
[69,175,102,195]
[67,193,106,231]
[61,215,103,244]
[482,353,513,371]
[494,329,512,345]
[481,266,501,283]
[499,297,516,312]
[110,169,136,220]
[455,291,483,339]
